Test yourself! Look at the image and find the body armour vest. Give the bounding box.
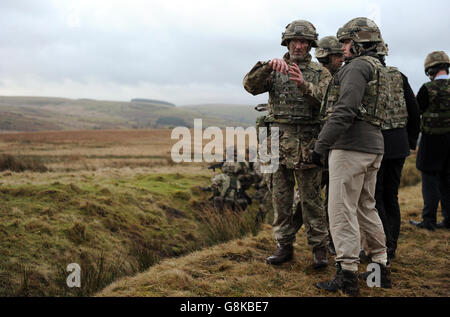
[381,67,408,130]
[422,79,450,134]
[268,60,322,125]
[322,55,392,128]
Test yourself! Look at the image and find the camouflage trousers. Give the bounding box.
[272,164,329,248]
[254,184,273,223]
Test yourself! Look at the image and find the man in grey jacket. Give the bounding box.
[312,17,391,296]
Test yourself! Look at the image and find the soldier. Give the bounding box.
[312,17,391,296]
[254,109,274,223]
[370,41,420,261]
[243,20,332,268]
[253,159,274,223]
[314,36,345,255]
[409,51,450,230]
[210,161,249,212]
[315,36,344,75]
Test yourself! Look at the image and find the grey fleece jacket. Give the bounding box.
[314,55,384,155]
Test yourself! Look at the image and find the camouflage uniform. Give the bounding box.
[253,160,274,223]
[314,36,344,254]
[243,20,331,250]
[315,36,344,76]
[210,162,249,211]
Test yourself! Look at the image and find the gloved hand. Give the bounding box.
[311,151,323,167]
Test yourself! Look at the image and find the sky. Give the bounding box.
[0,0,449,106]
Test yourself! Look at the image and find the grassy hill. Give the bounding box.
[0,96,258,132]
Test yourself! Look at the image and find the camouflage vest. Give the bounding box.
[380,67,408,130]
[322,55,391,127]
[269,61,323,125]
[421,79,450,134]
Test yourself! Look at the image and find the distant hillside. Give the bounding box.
[181,104,262,126]
[0,96,259,132]
[131,99,176,107]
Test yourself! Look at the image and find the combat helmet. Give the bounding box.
[315,36,343,59]
[281,20,319,47]
[337,17,383,57]
[424,51,450,74]
[337,17,383,43]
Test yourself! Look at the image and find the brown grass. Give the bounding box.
[0,154,48,172]
[98,183,450,297]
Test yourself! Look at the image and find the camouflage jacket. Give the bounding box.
[243,53,332,168]
[243,53,331,122]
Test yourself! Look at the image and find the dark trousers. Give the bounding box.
[375,157,405,256]
[421,171,450,225]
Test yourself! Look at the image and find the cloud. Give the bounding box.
[0,0,448,103]
[0,74,267,105]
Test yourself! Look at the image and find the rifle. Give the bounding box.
[208,161,224,172]
[255,103,269,112]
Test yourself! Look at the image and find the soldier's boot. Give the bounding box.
[358,262,392,288]
[313,246,328,269]
[316,263,359,297]
[266,244,293,265]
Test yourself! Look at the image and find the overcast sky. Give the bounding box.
[0,0,449,106]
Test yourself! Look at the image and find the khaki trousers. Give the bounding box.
[328,149,387,271]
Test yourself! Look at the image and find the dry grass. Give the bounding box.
[98,183,449,297]
[0,129,252,172]
[0,130,444,297]
[0,130,177,171]
[0,154,48,172]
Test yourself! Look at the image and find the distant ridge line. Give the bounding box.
[131,98,175,107]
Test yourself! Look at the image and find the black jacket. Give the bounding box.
[381,73,420,160]
[415,84,450,173]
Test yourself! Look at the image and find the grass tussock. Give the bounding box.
[192,203,261,246]
[0,154,48,172]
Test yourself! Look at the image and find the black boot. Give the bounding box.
[316,263,359,296]
[358,262,392,288]
[266,244,293,265]
[409,220,436,231]
[436,221,450,229]
[313,246,328,269]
